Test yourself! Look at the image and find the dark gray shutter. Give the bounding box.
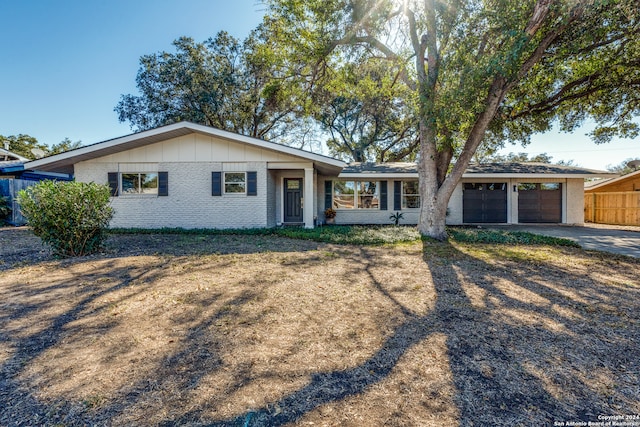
[324,180,333,210]
[247,171,257,196]
[394,181,402,211]
[108,172,119,197]
[212,172,222,196]
[158,172,168,196]
[379,181,388,210]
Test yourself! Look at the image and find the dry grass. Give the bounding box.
[0,227,639,426]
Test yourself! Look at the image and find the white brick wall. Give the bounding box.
[76,161,269,229]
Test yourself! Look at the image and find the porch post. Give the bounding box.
[304,167,314,228]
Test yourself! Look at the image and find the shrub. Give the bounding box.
[389,211,404,226]
[0,196,11,225]
[17,180,114,257]
[447,227,580,247]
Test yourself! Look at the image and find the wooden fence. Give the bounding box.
[584,191,640,226]
[0,178,39,225]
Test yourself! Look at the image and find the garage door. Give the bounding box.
[463,183,507,223]
[518,183,562,223]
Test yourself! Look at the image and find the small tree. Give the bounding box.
[17,181,114,257]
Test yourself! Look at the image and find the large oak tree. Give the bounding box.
[264,0,640,239]
[115,30,311,143]
[315,58,419,162]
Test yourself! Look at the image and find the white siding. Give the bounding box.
[95,133,304,164]
[73,133,319,229]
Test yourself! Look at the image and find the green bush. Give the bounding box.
[17,180,114,257]
[0,196,11,225]
[447,227,580,247]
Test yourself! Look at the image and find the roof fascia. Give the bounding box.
[25,122,345,171]
[462,173,617,179]
[337,172,617,179]
[338,172,418,179]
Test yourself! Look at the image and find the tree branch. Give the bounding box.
[406,7,426,82]
[332,35,417,91]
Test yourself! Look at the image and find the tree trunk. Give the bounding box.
[417,187,449,241]
[416,120,450,241]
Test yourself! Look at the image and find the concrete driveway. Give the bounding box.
[486,224,640,258]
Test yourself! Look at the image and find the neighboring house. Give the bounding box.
[1,152,73,225]
[0,145,30,164]
[24,122,615,229]
[584,169,640,193]
[0,146,30,179]
[584,169,640,225]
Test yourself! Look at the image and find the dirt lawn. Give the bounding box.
[0,227,639,426]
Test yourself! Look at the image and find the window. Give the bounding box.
[358,181,379,209]
[517,183,537,191]
[333,181,355,209]
[540,183,560,190]
[465,183,506,191]
[517,183,561,191]
[402,181,420,209]
[121,173,158,195]
[333,180,379,209]
[224,172,246,194]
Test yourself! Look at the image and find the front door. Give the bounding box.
[284,178,303,223]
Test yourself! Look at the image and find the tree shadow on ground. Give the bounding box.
[190,241,639,426]
[1,239,638,426]
[0,227,323,273]
[0,259,170,425]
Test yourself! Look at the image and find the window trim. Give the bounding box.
[401,180,421,210]
[119,172,159,196]
[223,172,247,195]
[332,180,381,210]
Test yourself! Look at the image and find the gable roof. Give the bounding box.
[0,148,29,175]
[24,122,345,175]
[0,147,29,163]
[584,168,640,191]
[339,162,615,179]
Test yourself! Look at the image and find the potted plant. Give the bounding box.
[324,207,336,225]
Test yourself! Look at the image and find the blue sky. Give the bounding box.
[1,1,637,170]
